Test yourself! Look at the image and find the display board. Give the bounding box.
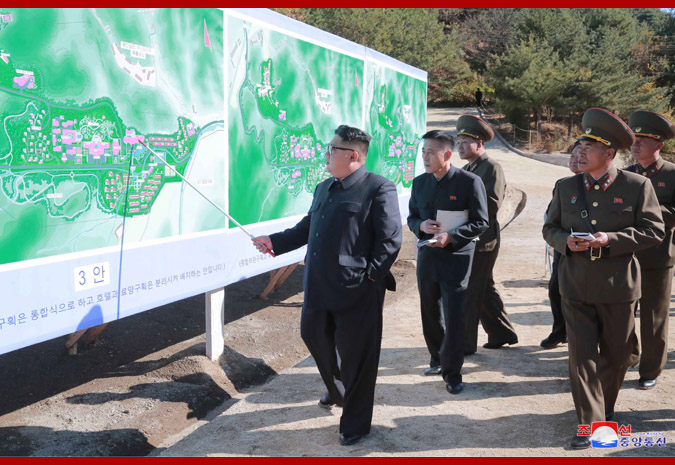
[0,8,427,355]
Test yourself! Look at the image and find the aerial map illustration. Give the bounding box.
[0,8,224,266]
[0,8,427,354]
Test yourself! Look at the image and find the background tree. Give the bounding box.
[277,8,675,149]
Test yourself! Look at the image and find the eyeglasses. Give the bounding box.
[326,144,353,156]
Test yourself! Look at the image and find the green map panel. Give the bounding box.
[365,63,427,192]
[0,8,224,266]
[228,16,365,226]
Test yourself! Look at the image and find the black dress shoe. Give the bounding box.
[540,335,567,349]
[605,411,614,421]
[639,377,657,390]
[483,338,518,349]
[423,366,442,376]
[319,392,344,409]
[570,436,591,449]
[340,433,366,446]
[446,382,464,395]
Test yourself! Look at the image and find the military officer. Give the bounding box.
[457,115,519,354]
[542,140,582,349]
[408,130,489,395]
[543,108,665,449]
[625,110,675,390]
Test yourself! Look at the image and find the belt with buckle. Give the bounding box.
[587,247,612,261]
[589,247,602,261]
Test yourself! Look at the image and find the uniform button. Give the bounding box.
[591,219,597,225]
[592,202,598,207]
[312,252,317,256]
[643,172,648,176]
[594,185,600,190]
[328,198,333,203]
[315,232,319,237]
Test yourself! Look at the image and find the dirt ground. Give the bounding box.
[1,107,673,457]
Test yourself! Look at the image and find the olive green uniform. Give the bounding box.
[463,153,518,353]
[625,157,675,380]
[543,166,664,424]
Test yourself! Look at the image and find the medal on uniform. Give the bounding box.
[571,195,577,204]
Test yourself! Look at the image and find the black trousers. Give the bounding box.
[300,280,385,435]
[418,274,466,387]
[547,250,566,341]
[464,243,518,353]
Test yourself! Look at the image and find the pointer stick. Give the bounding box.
[137,140,275,257]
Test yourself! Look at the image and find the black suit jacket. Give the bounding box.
[270,166,402,311]
[408,166,489,283]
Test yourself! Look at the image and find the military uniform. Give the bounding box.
[458,115,519,354]
[625,110,675,387]
[542,108,665,434]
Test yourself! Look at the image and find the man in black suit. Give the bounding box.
[408,130,489,394]
[252,125,402,446]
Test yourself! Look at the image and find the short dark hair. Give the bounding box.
[335,125,371,158]
[422,130,455,150]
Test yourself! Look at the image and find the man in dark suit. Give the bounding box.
[252,125,402,446]
[625,110,675,390]
[408,130,489,395]
[457,115,519,354]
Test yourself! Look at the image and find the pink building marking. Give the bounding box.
[83,140,110,157]
[123,129,145,145]
[61,129,77,145]
[13,74,34,89]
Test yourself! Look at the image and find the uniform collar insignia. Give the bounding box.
[646,161,660,178]
[601,174,614,191]
[632,161,660,178]
[583,175,592,192]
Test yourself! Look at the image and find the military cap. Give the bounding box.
[628,110,675,142]
[579,108,634,150]
[456,115,494,142]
